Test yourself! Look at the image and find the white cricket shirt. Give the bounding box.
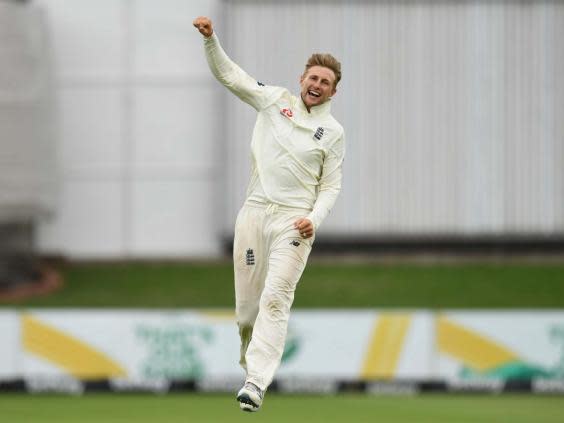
[204,33,345,230]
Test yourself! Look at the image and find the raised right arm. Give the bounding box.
[193,16,274,111]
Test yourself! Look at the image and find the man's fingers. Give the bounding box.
[300,222,312,231]
[293,218,313,238]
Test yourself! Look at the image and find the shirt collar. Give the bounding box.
[296,95,332,117]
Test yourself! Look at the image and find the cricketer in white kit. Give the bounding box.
[193,16,345,412]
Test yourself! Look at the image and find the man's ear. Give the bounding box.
[299,74,305,84]
[331,87,337,97]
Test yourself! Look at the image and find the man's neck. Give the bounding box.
[299,95,331,116]
[300,94,312,113]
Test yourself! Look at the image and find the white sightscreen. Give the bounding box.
[220,0,564,237]
[0,2,57,222]
[35,0,223,258]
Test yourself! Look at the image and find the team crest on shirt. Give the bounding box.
[246,249,255,265]
[313,127,324,141]
[280,108,293,118]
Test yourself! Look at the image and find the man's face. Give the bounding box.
[300,66,337,110]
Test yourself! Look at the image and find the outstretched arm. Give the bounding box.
[193,16,275,111]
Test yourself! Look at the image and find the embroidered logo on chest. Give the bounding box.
[313,127,325,141]
[280,108,293,118]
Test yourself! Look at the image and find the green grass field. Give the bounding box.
[1,393,564,423]
[3,261,564,309]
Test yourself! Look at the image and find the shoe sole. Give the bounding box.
[237,393,260,412]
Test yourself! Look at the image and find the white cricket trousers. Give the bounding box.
[233,201,314,391]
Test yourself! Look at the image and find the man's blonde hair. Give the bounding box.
[304,53,342,89]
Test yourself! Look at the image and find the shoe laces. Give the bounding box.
[245,382,263,399]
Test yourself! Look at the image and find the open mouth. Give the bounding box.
[308,90,321,98]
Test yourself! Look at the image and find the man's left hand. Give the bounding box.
[294,218,314,239]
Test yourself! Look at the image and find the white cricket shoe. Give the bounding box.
[236,381,264,412]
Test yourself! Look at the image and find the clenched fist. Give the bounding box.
[193,16,213,38]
